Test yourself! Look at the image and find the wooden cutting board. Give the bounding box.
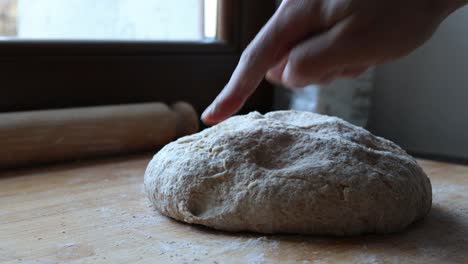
[1,155,467,263]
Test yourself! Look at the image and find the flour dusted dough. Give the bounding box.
[144,111,432,235]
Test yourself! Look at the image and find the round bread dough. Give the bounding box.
[144,111,432,236]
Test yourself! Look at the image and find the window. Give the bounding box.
[1,0,218,41]
[0,0,16,37]
[0,0,276,115]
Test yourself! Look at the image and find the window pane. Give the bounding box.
[0,0,219,41]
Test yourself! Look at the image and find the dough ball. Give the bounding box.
[144,111,432,236]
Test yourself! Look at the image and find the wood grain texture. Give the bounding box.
[0,102,198,169]
[0,156,467,263]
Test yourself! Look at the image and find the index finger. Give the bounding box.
[201,0,320,125]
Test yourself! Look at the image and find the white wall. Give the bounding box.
[17,0,203,40]
[287,69,374,128]
[368,6,468,159]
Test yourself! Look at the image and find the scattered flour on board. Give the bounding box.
[214,237,279,253]
[153,236,280,263]
[57,242,76,248]
[433,183,467,214]
[433,184,466,199]
[244,252,266,264]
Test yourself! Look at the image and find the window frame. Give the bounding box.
[0,0,276,115]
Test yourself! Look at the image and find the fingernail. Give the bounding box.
[281,63,302,89]
[201,103,215,121]
[281,63,291,82]
[265,71,282,85]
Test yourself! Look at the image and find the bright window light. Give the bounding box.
[0,0,221,41]
[204,0,218,40]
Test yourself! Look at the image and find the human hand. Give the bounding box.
[202,0,466,125]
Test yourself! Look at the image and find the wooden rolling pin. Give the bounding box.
[0,102,199,169]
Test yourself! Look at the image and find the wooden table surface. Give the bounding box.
[1,155,467,264]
